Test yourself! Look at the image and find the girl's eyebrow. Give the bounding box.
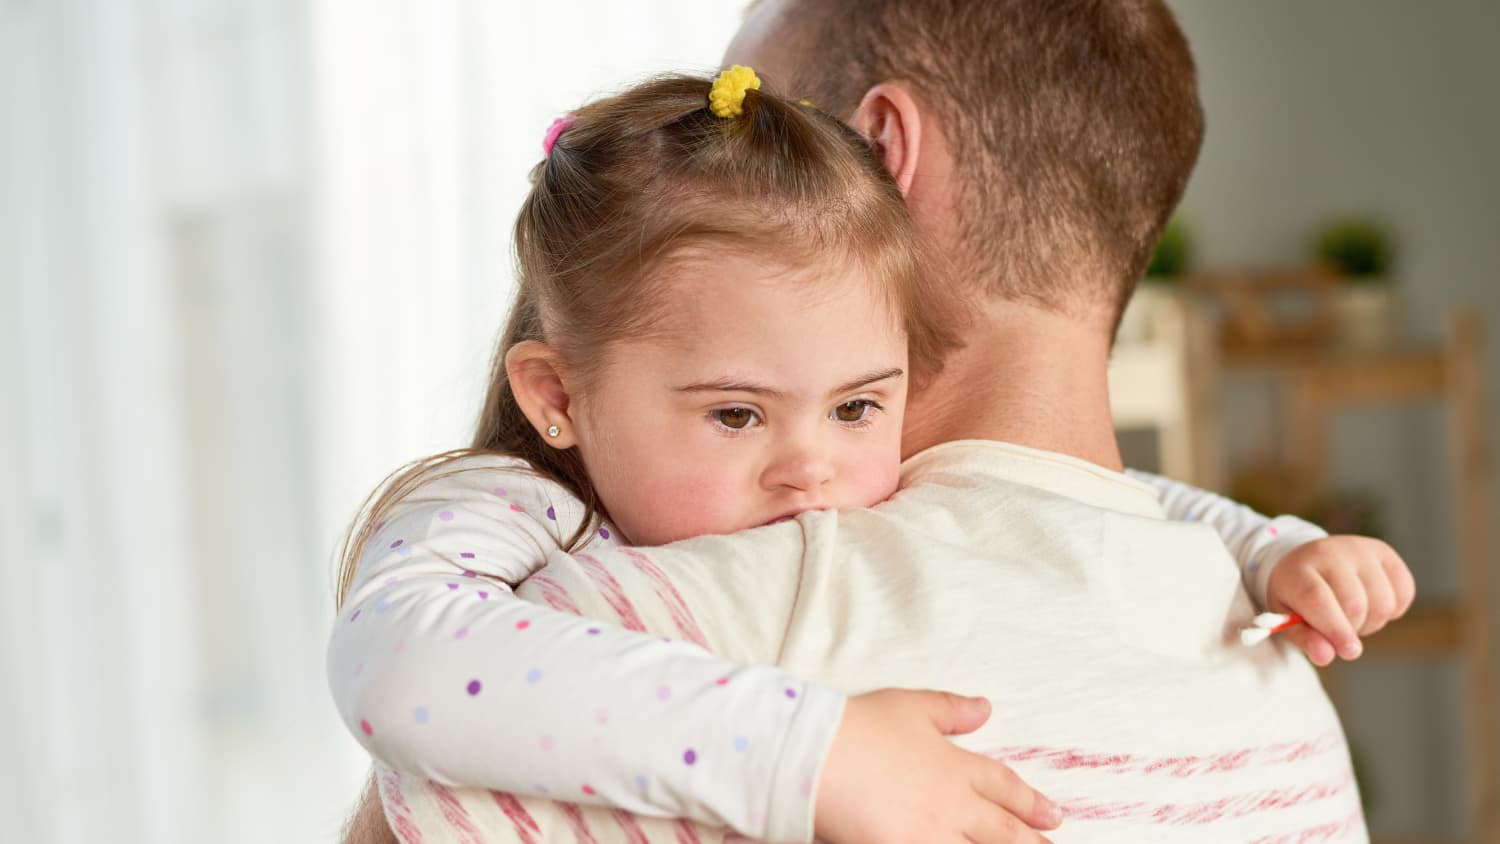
[829,367,904,398]
[674,378,787,399]
[674,368,904,400]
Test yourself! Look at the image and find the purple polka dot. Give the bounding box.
[534,784,550,795]
[455,627,469,640]
[599,527,611,539]
[462,570,478,578]
[460,552,476,559]
[447,583,458,590]
[635,775,649,792]
[683,749,698,765]
[375,521,386,532]
[784,687,798,699]
[375,600,391,613]
[349,610,361,622]
[493,487,507,497]
[467,679,482,696]
[390,539,404,549]
[413,706,429,724]
[526,668,542,684]
[383,576,398,585]
[657,686,671,701]
[734,736,749,752]
[438,510,454,521]
[546,506,556,521]
[587,627,601,635]
[478,591,489,600]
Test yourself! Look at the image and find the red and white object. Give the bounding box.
[1239,612,1305,646]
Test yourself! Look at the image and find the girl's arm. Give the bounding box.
[326,456,842,843]
[1127,469,1328,608]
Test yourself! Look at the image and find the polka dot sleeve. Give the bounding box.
[1127,469,1329,608]
[326,455,841,843]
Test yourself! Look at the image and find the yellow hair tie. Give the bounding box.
[709,65,761,118]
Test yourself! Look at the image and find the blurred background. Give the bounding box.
[1,1,1495,842]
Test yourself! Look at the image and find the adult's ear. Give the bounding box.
[504,340,579,449]
[849,82,924,196]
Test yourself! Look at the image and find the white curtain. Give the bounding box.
[0,2,743,842]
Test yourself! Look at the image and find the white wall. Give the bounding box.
[1168,1,1500,836]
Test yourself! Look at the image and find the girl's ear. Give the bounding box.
[849,82,924,196]
[504,340,580,449]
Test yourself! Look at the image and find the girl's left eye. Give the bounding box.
[832,399,880,424]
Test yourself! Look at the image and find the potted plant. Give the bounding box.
[1119,217,1193,343]
[1311,217,1397,349]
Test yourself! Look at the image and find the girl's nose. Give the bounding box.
[761,444,834,493]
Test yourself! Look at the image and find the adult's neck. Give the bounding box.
[903,297,1123,472]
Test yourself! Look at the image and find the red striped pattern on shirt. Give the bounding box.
[428,782,486,844]
[575,553,649,631]
[488,790,543,844]
[985,731,1344,777]
[377,765,426,844]
[620,548,710,648]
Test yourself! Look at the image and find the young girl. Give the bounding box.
[328,68,1399,843]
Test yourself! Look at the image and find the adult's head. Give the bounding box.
[727,0,1205,334]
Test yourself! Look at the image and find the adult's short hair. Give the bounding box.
[761,0,1205,322]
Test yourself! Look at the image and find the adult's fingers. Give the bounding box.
[971,756,1062,831]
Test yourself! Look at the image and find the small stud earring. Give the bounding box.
[546,425,561,438]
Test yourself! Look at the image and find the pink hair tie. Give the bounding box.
[542,115,574,157]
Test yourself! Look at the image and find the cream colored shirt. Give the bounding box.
[356,441,1359,842]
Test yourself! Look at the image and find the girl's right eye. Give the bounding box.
[711,407,760,432]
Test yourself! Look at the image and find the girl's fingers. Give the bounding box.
[1383,550,1417,618]
[1280,624,1338,667]
[1357,562,1398,636]
[1292,573,1363,660]
[971,757,1062,831]
[963,796,1056,844]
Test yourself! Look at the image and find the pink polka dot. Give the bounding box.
[383,576,398,585]
[1267,525,1280,537]
[516,619,531,630]
[539,735,555,751]
[799,777,813,797]
[438,510,454,522]
[715,677,729,686]
[657,686,671,701]
[581,785,596,796]
[455,627,469,640]
[394,640,406,653]
[493,487,507,497]
[355,663,364,676]
[510,503,525,513]
[594,708,609,724]
[360,719,373,736]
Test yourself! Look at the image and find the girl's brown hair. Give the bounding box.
[335,72,958,607]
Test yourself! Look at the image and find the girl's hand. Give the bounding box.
[1266,536,1416,666]
[814,689,1061,844]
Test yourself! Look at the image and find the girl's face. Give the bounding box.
[569,253,909,547]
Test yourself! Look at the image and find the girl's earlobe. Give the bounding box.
[504,341,580,448]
